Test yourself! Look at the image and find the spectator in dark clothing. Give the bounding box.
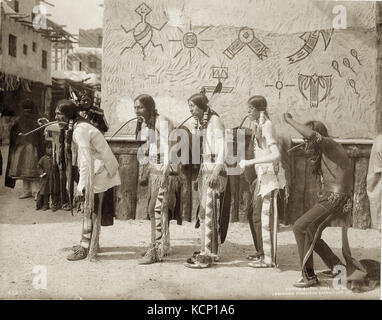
[36,143,53,211]
[5,99,43,199]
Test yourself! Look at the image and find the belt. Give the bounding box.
[149,154,164,164]
[201,154,217,163]
[323,183,351,194]
[200,165,227,177]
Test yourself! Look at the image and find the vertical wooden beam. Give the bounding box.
[54,44,58,71]
[376,2,382,134]
[109,141,142,220]
[114,152,139,220]
[136,163,149,220]
[228,175,239,222]
[179,164,192,222]
[238,175,251,222]
[288,153,306,224]
[352,157,371,229]
[191,165,200,222]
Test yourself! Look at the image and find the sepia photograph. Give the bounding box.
[0,0,381,304]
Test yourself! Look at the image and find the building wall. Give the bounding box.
[0,3,51,85]
[0,3,2,67]
[6,0,39,19]
[79,28,103,48]
[377,2,382,134]
[67,49,102,75]
[103,0,378,139]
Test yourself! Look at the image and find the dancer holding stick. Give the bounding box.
[55,100,121,261]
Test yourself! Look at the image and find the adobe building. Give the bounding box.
[0,0,52,142]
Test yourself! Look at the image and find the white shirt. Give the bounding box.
[201,114,226,171]
[73,122,121,194]
[253,120,286,197]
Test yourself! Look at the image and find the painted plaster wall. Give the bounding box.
[103,0,377,138]
[0,4,2,67]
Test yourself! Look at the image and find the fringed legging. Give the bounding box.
[152,186,170,258]
[200,186,220,256]
[147,169,177,259]
[80,192,104,251]
[293,193,367,280]
[198,168,227,257]
[261,191,278,266]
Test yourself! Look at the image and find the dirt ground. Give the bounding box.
[0,146,380,300]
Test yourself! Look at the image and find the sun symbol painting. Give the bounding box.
[169,22,214,64]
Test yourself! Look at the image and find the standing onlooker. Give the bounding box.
[5,99,43,199]
[367,134,382,230]
[36,142,53,211]
[43,122,70,211]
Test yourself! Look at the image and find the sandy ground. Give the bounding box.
[0,145,380,300]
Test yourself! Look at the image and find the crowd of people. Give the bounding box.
[1,91,380,291]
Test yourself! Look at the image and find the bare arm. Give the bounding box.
[245,144,280,165]
[283,113,315,139]
[211,116,226,176]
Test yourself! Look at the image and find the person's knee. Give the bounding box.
[247,209,253,222]
[253,212,261,224]
[293,220,304,235]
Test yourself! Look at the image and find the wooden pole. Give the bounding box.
[376,2,382,134]
[54,44,58,71]
[88,193,103,261]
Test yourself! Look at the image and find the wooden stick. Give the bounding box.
[109,116,143,139]
[88,193,103,261]
[18,121,66,136]
[287,142,305,153]
[176,115,193,129]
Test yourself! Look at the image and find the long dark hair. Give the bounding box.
[305,120,329,138]
[247,95,270,119]
[134,94,158,116]
[304,120,329,176]
[56,99,79,121]
[188,93,209,111]
[56,100,80,170]
[87,107,109,134]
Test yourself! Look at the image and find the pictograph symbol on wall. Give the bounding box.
[298,73,332,108]
[223,27,269,60]
[120,3,168,59]
[343,57,356,74]
[202,67,234,94]
[265,70,295,99]
[169,22,213,64]
[287,29,333,64]
[350,49,362,66]
[348,79,360,96]
[331,60,342,77]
